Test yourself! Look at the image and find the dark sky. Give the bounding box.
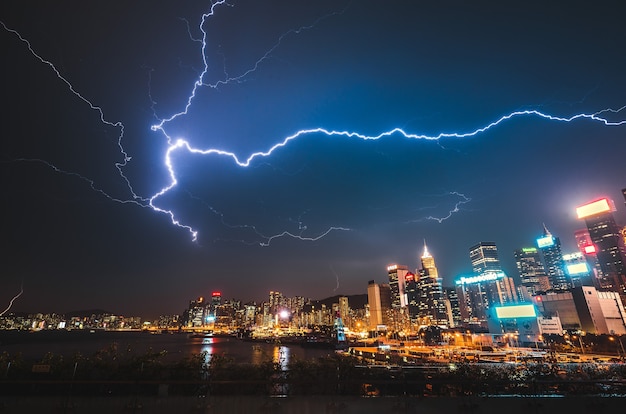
[2,1,625,319]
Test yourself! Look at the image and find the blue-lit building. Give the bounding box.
[537,224,570,291]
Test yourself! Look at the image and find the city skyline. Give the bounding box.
[3,1,626,318]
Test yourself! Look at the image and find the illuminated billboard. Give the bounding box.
[495,304,537,319]
[566,262,589,276]
[576,198,612,219]
[405,272,415,282]
[583,245,597,254]
[522,247,538,253]
[455,271,505,285]
[387,264,398,272]
[536,235,555,248]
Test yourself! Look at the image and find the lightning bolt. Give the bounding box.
[186,191,350,246]
[0,283,24,317]
[422,192,472,224]
[3,2,626,245]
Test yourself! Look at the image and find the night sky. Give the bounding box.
[2,1,625,319]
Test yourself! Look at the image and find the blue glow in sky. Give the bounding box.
[2,1,625,317]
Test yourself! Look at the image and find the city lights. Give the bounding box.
[576,198,613,219]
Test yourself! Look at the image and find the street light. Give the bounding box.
[609,336,626,357]
[572,332,585,354]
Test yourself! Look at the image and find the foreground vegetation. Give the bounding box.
[1,346,625,397]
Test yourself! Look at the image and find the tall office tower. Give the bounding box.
[574,228,605,288]
[455,271,518,325]
[387,264,409,308]
[404,272,419,322]
[562,252,593,288]
[367,280,391,329]
[444,287,462,327]
[514,247,550,297]
[338,296,351,329]
[536,224,570,291]
[211,292,222,314]
[577,198,626,296]
[414,268,449,326]
[421,241,439,278]
[469,242,501,273]
[269,291,283,314]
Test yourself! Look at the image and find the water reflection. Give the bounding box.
[273,346,289,371]
[200,338,213,363]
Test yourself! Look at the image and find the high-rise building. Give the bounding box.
[387,264,408,308]
[338,296,350,328]
[367,280,391,329]
[405,271,419,321]
[577,198,626,296]
[562,252,593,288]
[469,242,501,273]
[411,242,449,326]
[455,271,518,325]
[269,291,283,314]
[514,247,550,297]
[421,241,439,278]
[444,287,462,327]
[574,228,605,289]
[536,224,569,291]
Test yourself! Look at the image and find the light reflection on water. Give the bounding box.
[273,346,289,370]
[200,338,213,363]
[0,332,334,365]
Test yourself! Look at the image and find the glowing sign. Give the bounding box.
[405,272,415,282]
[576,198,612,219]
[584,245,596,254]
[567,262,589,276]
[212,292,221,297]
[455,271,505,285]
[495,304,537,319]
[522,247,538,253]
[537,235,555,248]
[387,264,398,272]
[562,252,583,261]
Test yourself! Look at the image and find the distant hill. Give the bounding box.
[312,294,368,310]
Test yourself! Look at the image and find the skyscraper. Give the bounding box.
[367,280,391,329]
[577,198,626,296]
[412,243,449,326]
[514,247,550,297]
[574,228,605,289]
[469,242,501,273]
[421,240,439,278]
[387,264,408,309]
[537,224,569,291]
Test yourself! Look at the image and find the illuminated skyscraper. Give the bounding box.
[469,242,501,273]
[562,252,593,288]
[514,247,550,297]
[455,271,518,325]
[577,198,626,296]
[421,241,439,278]
[413,242,449,326]
[367,280,391,329]
[536,224,569,291]
[574,228,605,288]
[387,264,408,308]
[269,291,283,314]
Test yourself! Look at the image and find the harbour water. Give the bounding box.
[0,330,335,365]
